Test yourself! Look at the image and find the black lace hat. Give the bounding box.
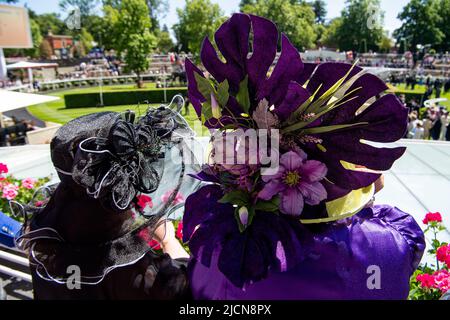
[16,98,200,285]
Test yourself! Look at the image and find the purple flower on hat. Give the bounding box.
[259,149,327,216]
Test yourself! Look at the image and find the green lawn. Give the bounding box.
[387,83,450,110]
[27,84,208,136]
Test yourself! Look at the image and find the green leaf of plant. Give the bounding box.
[254,197,280,212]
[194,72,214,100]
[218,190,250,207]
[201,101,213,122]
[236,76,250,113]
[217,79,230,107]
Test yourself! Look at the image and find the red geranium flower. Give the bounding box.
[433,270,450,294]
[137,228,161,250]
[176,221,183,241]
[0,163,8,174]
[136,194,153,211]
[423,212,442,224]
[417,273,435,288]
[437,244,450,263]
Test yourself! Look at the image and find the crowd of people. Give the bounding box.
[401,94,450,141]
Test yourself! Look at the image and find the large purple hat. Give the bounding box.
[183,13,408,287]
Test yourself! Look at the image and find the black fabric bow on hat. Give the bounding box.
[71,113,162,212]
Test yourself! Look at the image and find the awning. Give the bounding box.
[6,61,58,70]
[0,90,59,113]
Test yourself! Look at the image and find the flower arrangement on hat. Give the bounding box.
[182,13,408,287]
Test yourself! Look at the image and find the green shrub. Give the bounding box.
[64,88,188,108]
[112,78,119,84]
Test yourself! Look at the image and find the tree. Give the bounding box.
[106,0,156,87]
[156,29,174,53]
[33,13,67,35]
[239,0,255,9]
[393,0,443,58]
[433,0,450,51]
[335,0,385,52]
[173,0,226,58]
[240,0,317,51]
[309,0,327,24]
[25,19,44,58]
[377,31,393,53]
[79,28,94,53]
[146,0,169,31]
[319,17,342,49]
[39,40,53,59]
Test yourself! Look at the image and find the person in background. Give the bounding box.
[430,110,442,140]
[423,112,434,140]
[440,110,449,141]
[446,121,450,141]
[423,85,433,102]
[445,78,450,93]
[411,121,425,140]
[434,78,443,98]
[407,111,418,138]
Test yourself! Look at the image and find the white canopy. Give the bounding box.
[6,61,58,70]
[0,90,59,113]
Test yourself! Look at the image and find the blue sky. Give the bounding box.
[17,0,410,36]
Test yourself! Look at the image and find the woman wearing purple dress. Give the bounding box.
[182,13,425,300]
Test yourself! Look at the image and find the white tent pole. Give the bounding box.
[27,68,33,91]
[0,112,4,128]
[0,49,6,81]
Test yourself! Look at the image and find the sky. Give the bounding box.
[17,0,410,36]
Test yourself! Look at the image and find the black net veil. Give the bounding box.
[13,95,203,285]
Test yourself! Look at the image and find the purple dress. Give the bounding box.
[188,205,425,300]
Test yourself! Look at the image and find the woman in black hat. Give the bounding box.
[16,107,196,300]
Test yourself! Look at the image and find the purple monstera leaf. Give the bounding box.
[185,13,304,128]
[279,62,408,201]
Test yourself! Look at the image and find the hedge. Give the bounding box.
[64,88,188,108]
